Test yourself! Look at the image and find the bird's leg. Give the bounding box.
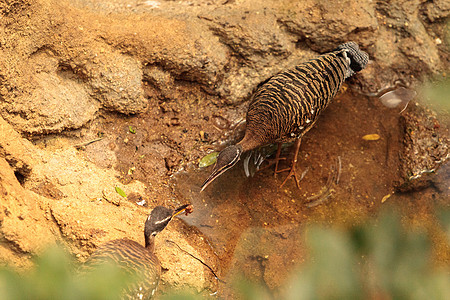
[273,142,282,174]
[256,142,286,176]
[279,138,302,189]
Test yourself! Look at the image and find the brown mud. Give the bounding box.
[171,92,449,296]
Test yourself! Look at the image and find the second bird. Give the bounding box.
[201,41,369,191]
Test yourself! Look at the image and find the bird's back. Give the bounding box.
[84,238,161,300]
[246,50,350,145]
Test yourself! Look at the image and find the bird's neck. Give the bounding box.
[145,236,155,252]
[237,131,263,152]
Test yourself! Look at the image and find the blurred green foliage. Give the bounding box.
[234,210,450,300]
[419,20,449,114]
[421,76,450,112]
[0,210,449,299]
[0,246,133,300]
[420,20,449,114]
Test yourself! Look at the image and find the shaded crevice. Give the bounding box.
[14,170,26,185]
[4,157,31,186]
[0,235,30,256]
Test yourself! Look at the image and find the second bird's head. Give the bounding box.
[144,204,192,247]
[200,144,243,192]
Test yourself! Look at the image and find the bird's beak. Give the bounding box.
[200,145,242,192]
[172,204,193,217]
[200,164,229,192]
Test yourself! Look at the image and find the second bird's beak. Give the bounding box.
[172,204,193,217]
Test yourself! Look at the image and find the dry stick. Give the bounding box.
[306,167,334,201]
[306,156,341,208]
[306,192,333,208]
[165,240,226,284]
[335,156,342,184]
[74,137,104,149]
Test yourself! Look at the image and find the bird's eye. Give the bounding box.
[151,232,157,236]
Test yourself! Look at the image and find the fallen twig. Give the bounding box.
[74,137,104,149]
[306,156,341,208]
[165,240,226,283]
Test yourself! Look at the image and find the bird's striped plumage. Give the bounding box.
[246,49,354,146]
[80,205,192,300]
[200,42,368,191]
[84,238,160,300]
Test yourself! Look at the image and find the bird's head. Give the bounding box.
[144,204,192,248]
[200,144,243,192]
[335,42,369,78]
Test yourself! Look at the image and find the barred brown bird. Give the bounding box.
[201,42,369,191]
[83,204,193,299]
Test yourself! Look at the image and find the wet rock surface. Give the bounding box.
[396,104,449,192]
[0,0,449,296]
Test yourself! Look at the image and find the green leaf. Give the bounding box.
[128,126,136,134]
[115,186,127,198]
[199,152,218,168]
